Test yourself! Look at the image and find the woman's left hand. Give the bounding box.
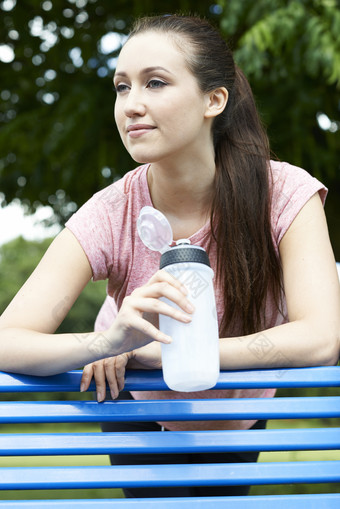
[80,342,162,401]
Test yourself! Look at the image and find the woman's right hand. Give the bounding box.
[103,269,194,356]
[80,269,194,400]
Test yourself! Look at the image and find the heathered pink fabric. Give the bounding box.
[66,160,327,431]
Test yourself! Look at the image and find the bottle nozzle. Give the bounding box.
[175,239,191,246]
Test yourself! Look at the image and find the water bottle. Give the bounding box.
[137,206,220,392]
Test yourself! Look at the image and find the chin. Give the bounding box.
[131,155,150,164]
[129,150,160,164]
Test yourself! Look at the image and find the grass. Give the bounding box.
[1,419,340,500]
[250,419,340,495]
[0,422,124,501]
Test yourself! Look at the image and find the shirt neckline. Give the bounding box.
[140,164,211,244]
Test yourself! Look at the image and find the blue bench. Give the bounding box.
[0,366,339,507]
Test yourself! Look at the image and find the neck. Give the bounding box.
[146,155,216,239]
[148,159,215,217]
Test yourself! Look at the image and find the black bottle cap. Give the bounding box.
[160,245,210,269]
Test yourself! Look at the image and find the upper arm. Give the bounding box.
[0,228,93,333]
[279,193,340,336]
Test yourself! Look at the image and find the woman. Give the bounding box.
[0,14,339,498]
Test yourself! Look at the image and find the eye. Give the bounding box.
[147,79,167,89]
[114,83,130,93]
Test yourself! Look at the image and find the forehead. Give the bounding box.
[115,31,189,74]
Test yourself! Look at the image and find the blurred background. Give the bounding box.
[0,0,340,329]
[0,1,339,500]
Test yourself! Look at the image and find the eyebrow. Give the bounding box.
[114,66,173,79]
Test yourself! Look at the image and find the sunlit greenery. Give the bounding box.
[0,0,339,256]
[0,236,107,332]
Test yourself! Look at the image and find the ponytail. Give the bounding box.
[212,67,282,335]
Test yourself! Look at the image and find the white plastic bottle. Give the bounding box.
[137,207,220,392]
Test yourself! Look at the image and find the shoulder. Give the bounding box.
[66,164,149,225]
[268,160,328,248]
[269,160,327,204]
[64,164,149,280]
[92,164,149,209]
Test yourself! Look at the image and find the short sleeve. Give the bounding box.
[270,161,328,247]
[65,183,125,281]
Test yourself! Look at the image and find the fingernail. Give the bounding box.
[97,391,104,402]
[186,302,195,312]
[181,285,188,295]
[80,383,85,392]
[182,314,192,322]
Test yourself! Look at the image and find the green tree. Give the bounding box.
[218,0,340,255]
[0,0,220,222]
[0,236,107,332]
[0,0,339,253]
[219,0,340,177]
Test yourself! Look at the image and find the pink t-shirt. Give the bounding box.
[66,161,327,431]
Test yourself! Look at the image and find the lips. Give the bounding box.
[127,124,156,138]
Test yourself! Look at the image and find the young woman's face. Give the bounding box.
[113,32,213,165]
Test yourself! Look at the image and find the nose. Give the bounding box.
[123,87,146,118]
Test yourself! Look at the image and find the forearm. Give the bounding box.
[0,327,116,376]
[220,320,339,370]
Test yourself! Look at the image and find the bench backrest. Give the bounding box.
[0,366,339,507]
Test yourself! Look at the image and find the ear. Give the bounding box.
[204,87,228,119]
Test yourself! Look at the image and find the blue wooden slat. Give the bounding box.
[0,366,339,393]
[1,428,340,456]
[125,366,340,390]
[0,494,339,508]
[0,461,339,490]
[0,396,339,424]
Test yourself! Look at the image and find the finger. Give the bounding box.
[126,314,172,345]
[132,283,195,314]
[147,269,188,295]
[104,354,132,399]
[115,353,130,393]
[80,363,94,392]
[92,361,107,402]
[103,357,120,400]
[130,296,193,323]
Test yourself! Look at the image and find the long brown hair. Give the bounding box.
[129,15,283,336]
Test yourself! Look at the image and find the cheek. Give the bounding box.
[113,101,120,125]
[114,102,125,136]
[165,92,205,121]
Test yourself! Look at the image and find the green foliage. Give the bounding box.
[218,0,340,181]
[0,0,220,222]
[218,0,340,256]
[0,0,339,251]
[0,236,107,333]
